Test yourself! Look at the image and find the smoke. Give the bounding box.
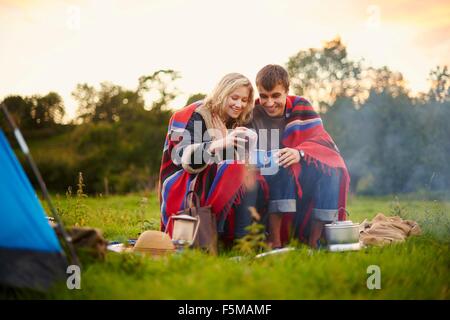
[323,90,450,198]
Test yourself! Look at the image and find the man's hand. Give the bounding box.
[277,147,301,168]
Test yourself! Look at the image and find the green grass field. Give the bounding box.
[14,193,450,299]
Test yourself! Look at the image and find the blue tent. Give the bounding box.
[0,129,67,290]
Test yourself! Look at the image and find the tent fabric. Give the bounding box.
[0,129,67,290]
[0,130,61,252]
[0,248,67,290]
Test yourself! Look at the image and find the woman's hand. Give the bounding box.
[208,127,249,154]
[237,127,257,147]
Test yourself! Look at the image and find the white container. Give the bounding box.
[327,242,361,252]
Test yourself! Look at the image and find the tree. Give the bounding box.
[68,72,179,192]
[364,66,408,98]
[73,70,180,124]
[0,95,34,130]
[30,92,65,127]
[427,65,450,102]
[186,93,206,106]
[137,69,180,111]
[322,96,362,191]
[72,83,97,123]
[73,82,145,123]
[361,89,417,194]
[1,92,65,131]
[286,37,363,112]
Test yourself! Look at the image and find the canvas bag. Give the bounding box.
[178,191,218,255]
[53,226,107,259]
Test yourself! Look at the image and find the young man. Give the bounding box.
[250,65,350,248]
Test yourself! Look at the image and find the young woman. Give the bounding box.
[159,73,257,242]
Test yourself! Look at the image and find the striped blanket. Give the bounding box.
[158,102,246,241]
[277,95,350,242]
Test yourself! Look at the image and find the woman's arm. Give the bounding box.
[180,112,212,174]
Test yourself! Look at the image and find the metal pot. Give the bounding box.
[324,221,360,244]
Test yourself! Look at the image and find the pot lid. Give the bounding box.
[324,220,359,228]
[172,214,198,221]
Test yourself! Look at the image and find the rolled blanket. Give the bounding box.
[360,213,421,246]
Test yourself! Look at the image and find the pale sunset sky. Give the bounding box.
[1,0,449,120]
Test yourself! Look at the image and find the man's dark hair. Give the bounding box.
[255,64,290,92]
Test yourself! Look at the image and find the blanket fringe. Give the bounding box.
[305,154,335,177]
[217,184,246,222]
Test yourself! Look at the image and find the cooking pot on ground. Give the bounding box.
[324,221,360,244]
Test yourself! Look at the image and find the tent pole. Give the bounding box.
[0,102,80,268]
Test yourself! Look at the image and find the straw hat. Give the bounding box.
[132,230,175,257]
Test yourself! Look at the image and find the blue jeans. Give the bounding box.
[233,162,343,238]
[263,166,297,214]
[232,190,255,238]
[300,162,342,222]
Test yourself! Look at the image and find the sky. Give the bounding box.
[1,0,449,120]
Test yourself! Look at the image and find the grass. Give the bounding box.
[9,193,450,299]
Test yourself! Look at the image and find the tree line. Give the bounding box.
[1,38,449,196]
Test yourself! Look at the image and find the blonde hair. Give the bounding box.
[203,73,254,127]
